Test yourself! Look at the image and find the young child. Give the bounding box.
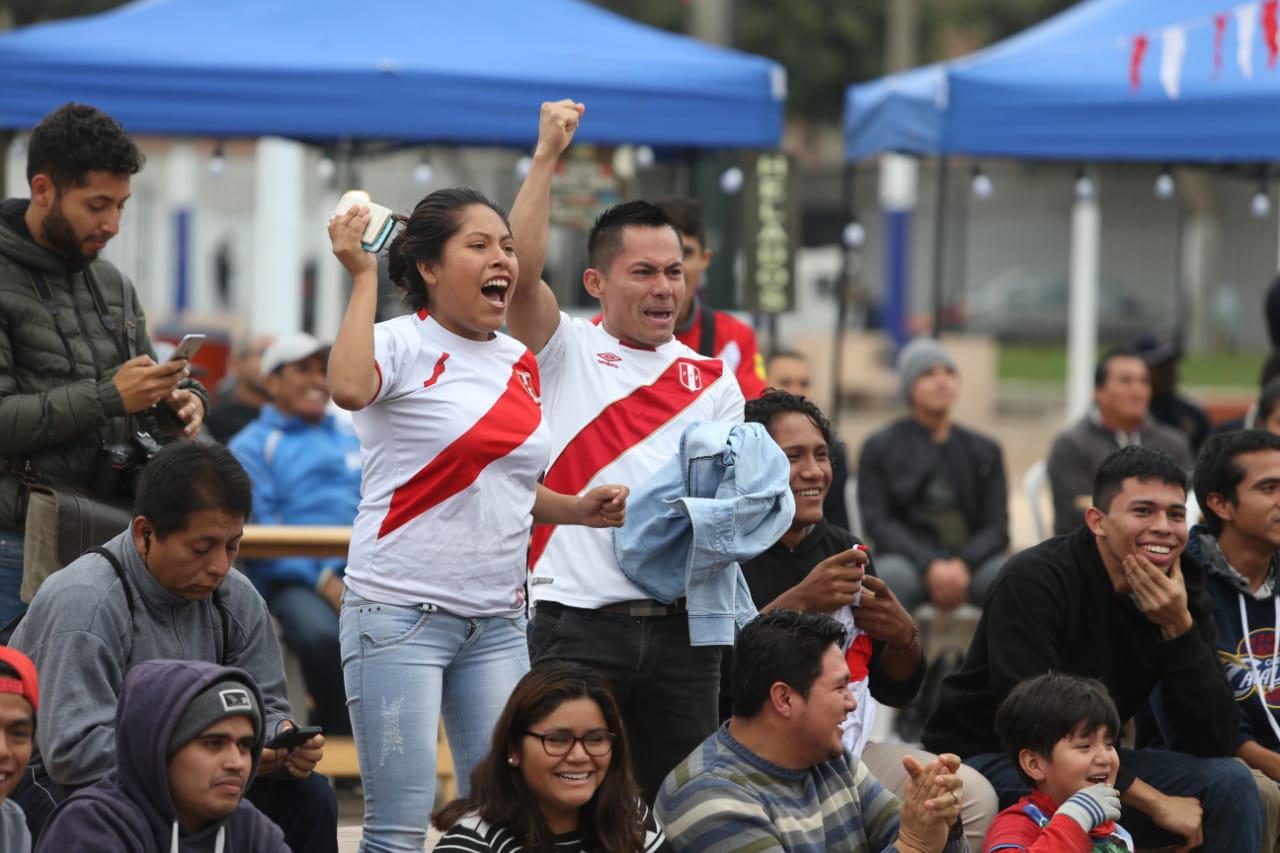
[983,672,1132,853]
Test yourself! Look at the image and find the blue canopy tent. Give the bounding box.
[0,0,785,149]
[0,0,785,336]
[845,0,1280,162]
[841,0,1277,418]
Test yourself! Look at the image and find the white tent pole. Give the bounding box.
[252,137,305,335]
[1066,169,1100,422]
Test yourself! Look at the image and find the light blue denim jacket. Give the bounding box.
[613,421,795,646]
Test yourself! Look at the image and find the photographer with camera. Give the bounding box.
[0,103,207,628]
[9,441,338,852]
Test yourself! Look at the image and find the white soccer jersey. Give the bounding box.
[529,313,745,608]
[346,311,550,616]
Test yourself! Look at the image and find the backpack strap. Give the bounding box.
[86,545,135,622]
[24,268,77,374]
[697,303,717,358]
[86,545,231,664]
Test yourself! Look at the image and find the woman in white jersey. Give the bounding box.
[327,185,627,852]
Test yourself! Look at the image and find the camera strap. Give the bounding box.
[86,545,233,664]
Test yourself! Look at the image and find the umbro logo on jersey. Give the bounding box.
[596,352,622,368]
[678,362,703,392]
[423,353,450,388]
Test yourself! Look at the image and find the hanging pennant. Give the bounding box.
[1215,13,1228,75]
[1161,25,1188,98]
[1265,0,1279,67]
[1130,33,1149,89]
[1239,2,1259,78]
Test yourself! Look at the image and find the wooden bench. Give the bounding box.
[237,525,457,797]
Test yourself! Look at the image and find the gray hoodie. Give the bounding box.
[10,531,292,786]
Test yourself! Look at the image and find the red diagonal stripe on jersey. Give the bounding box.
[528,356,723,570]
[846,632,872,682]
[378,350,541,539]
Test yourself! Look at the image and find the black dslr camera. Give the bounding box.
[90,429,161,500]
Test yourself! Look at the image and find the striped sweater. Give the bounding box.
[434,808,667,852]
[655,723,969,853]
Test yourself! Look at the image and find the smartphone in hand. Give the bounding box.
[264,725,323,751]
[169,334,206,362]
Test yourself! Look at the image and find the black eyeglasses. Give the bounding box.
[524,729,615,757]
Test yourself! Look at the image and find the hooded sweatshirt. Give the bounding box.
[0,198,207,531]
[37,659,288,852]
[1187,526,1280,752]
[10,531,292,786]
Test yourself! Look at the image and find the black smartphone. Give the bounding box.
[265,725,323,751]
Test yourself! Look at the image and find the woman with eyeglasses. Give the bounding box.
[434,662,666,852]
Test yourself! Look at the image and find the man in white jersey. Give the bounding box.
[507,100,746,801]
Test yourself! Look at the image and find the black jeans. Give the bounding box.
[529,602,723,804]
[15,761,338,853]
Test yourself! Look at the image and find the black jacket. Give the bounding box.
[856,417,1008,568]
[720,520,925,720]
[920,526,1237,791]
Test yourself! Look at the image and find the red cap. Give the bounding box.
[0,647,38,713]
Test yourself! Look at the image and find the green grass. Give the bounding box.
[998,345,1267,390]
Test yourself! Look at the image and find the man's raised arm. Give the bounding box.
[507,99,584,354]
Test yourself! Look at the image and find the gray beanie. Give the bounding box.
[897,337,957,402]
[167,679,261,757]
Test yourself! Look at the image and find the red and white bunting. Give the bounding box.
[1160,25,1188,98]
[1238,2,1259,78]
[1130,34,1150,89]
[1265,0,1280,66]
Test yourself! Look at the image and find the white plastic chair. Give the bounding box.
[1023,459,1049,543]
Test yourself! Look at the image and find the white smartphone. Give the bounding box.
[169,334,206,362]
[334,190,397,252]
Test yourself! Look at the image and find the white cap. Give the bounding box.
[260,332,329,376]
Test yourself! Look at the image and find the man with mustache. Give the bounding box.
[38,659,288,851]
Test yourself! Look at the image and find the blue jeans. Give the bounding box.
[269,584,350,735]
[965,748,1261,851]
[339,593,529,853]
[0,532,27,630]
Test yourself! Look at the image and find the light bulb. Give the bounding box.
[635,145,655,169]
[515,156,534,180]
[1074,175,1095,201]
[1154,171,1175,200]
[208,147,225,178]
[1253,189,1272,219]
[316,156,335,181]
[719,167,744,195]
[971,170,993,199]
[413,161,433,187]
[842,221,866,248]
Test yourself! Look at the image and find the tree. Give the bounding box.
[588,0,1075,124]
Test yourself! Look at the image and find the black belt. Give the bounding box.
[541,598,688,618]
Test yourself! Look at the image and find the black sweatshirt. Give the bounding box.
[921,526,1237,791]
[720,520,926,720]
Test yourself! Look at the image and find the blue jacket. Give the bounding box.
[613,421,795,646]
[228,405,362,592]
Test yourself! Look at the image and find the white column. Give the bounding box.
[252,137,306,335]
[4,136,26,199]
[1066,173,1101,422]
[314,188,344,341]
[157,141,198,325]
